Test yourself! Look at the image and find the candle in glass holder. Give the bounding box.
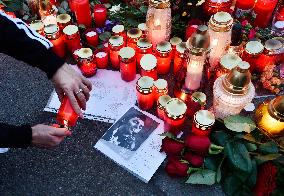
[95,51,108,69]
[137,38,153,68]
[157,95,171,120]
[136,76,155,111]
[71,0,92,28]
[186,92,206,118]
[127,28,142,50]
[192,110,215,137]
[76,48,97,77]
[140,54,157,80]
[63,25,82,53]
[170,37,182,61]
[85,29,99,47]
[164,98,187,135]
[138,23,148,38]
[252,0,278,28]
[112,25,126,42]
[57,14,72,31]
[154,79,168,102]
[271,6,284,36]
[215,53,242,78]
[94,4,107,27]
[57,96,79,128]
[255,95,284,137]
[213,61,255,119]
[203,0,233,19]
[173,42,187,75]
[39,1,57,26]
[155,41,172,74]
[235,0,255,19]
[208,12,233,71]
[119,47,136,82]
[109,35,124,69]
[44,24,66,58]
[242,41,264,73]
[29,20,44,36]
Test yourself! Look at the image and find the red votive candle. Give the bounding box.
[157,95,171,120]
[57,96,79,127]
[57,14,72,31]
[174,42,187,75]
[77,48,97,77]
[186,92,206,118]
[94,4,107,27]
[109,35,124,69]
[119,47,136,82]
[136,76,155,111]
[85,29,99,47]
[68,0,75,12]
[170,37,182,61]
[155,41,172,75]
[252,0,278,28]
[63,25,82,53]
[191,110,215,137]
[140,54,158,80]
[242,41,264,73]
[153,79,168,102]
[138,23,148,38]
[137,38,153,68]
[127,28,142,50]
[203,0,233,19]
[235,0,255,19]
[112,25,127,42]
[44,24,66,58]
[164,98,187,135]
[215,53,242,78]
[29,20,44,36]
[95,51,108,69]
[71,0,92,28]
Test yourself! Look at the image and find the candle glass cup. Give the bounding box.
[109,35,124,69]
[57,96,79,127]
[174,42,187,75]
[63,25,82,53]
[85,28,99,47]
[94,4,107,27]
[155,41,172,75]
[127,28,142,50]
[140,54,157,80]
[136,76,155,111]
[137,38,153,69]
[191,110,215,137]
[157,95,171,120]
[77,48,97,77]
[119,47,136,82]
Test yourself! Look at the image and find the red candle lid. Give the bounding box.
[220,53,242,70]
[57,14,71,24]
[127,28,142,39]
[209,12,233,32]
[176,42,187,54]
[192,92,206,104]
[154,79,168,90]
[137,38,152,49]
[136,76,154,94]
[109,35,124,47]
[30,20,44,32]
[194,110,215,129]
[165,98,187,119]
[44,24,59,38]
[63,25,79,36]
[245,41,264,55]
[138,23,147,31]
[156,41,172,53]
[112,25,124,34]
[140,54,157,71]
[170,37,182,46]
[158,95,171,110]
[119,47,135,62]
[77,48,93,60]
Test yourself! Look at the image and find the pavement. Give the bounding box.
[0,53,225,195]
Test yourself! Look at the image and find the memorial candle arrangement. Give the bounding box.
[215,53,242,78]
[119,47,136,82]
[38,0,57,26]
[242,41,264,73]
[235,0,255,19]
[136,76,155,111]
[213,61,255,119]
[186,92,206,118]
[127,28,142,50]
[29,20,44,36]
[109,35,124,69]
[140,54,158,80]
[136,38,153,68]
[170,37,182,60]
[93,4,107,27]
[153,79,168,102]
[138,23,148,38]
[85,29,99,47]
[63,25,82,53]
[208,12,233,71]
[57,14,71,31]
[173,42,187,75]
[76,48,97,77]
[155,41,172,75]
[146,0,171,48]
[157,95,171,120]
[71,0,92,28]
[255,95,284,137]
[112,25,126,42]
[252,0,278,28]
[56,96,79,128]
[192,110,215,137]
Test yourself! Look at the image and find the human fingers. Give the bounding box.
[74,87,87,110]
[81,76,92,91]
[55,88,64,102]
[65,90,83,118]
[50,127,72,137]
[80,84,90,101]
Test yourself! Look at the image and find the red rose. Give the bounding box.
[185,135,211,155]
[183,151,204,167]
[160,137,184,156]
[165,156,189,177]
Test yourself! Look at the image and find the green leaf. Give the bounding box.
[216,157,225,183]
[246,159,257,188]
[185,170,216,185]
[224,115,256,133]
[204,157,219,171]
[245,143,257,152]
[159,132,183,142]
[224,141,252,173]
[211,131,230,146]
[139,6,147,14]
[255,153,281,164]
[222,175,243,196]
[259,141,279,154]
[99,32,111,42]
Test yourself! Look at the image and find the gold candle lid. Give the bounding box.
[209,12,233,32]
[119,47,135,61]
[77,48,93,60]
[137,38,152,49]
[154,79,168,90]
[109,35,124,47]
[158,95,172,109]
[165,98,187,119]
[268,95,284,122]
[30,20,44,32]
[156,41,172,53]
[140,54,157,71]
[176,42,187,54]
[44,24,59,38]
[245,41,264,55]
[264,39,282,52]
[222,61,251,95]
[138,23,147,31]
[220,53,242,70]
[57,14,71,24]
[127,28,142,39]
[186,25,210,55]
[136,76,154,94]
[192,92,206,104]
[149,0,171,9]
[170,37,182,46]
[63,25,79,36]
[112,25,124,34]
[194,110,215,129]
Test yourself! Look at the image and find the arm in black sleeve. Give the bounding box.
[0,11,65,79]
[0,124,32,148]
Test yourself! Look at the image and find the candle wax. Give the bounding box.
[185,57,205,90]
[120,61,136,82]
[57,96,79,127]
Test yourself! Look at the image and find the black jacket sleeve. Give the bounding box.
[0,11,65,79]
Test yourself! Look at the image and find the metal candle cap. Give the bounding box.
[112,25,124,33]
[109,35,124,47]
[156,41,172,53]
[165,98,187,119]
[268,95,284,122]
[127,28,142,38]
[186,25,210,55]
[63,25,78,36]
[44,24,59,38]
[149,0,171,9]
[30,20,44,32]
[265,39,282,52]
[137,38,152,49]
[220,53,242,70]
[77,48,93,59]
[194,110,215,129]
[57,14,71,24]
[158,95,171,109]
[209,12,233,32]
[245,41,264,55]
[154,79,168,90]
[170,37,182,46]
[140,54,157,71]
[192,92,206,104]
[176,42,187,54]
[119,47,135,61]
[136,76,154,94]
[138,23,147,31]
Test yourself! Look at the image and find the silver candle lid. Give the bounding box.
[154,79,168,90]
[170,37,182,46]
[108,35,124,47]
[77,48,93,59]
[30,20,44,32]
[140,54,157,71]
[137,38,152,49]
[112,25,124,34]
[57,14,71,24]
[194,110,215,129]
[136,76,154,94]
[138,23,147,31]
[176,42,187,54]
[245,41,264,55]
[165,98,187,119]
[119,47,135,61]
[127,28,142,39]
[220,53,242,70]
[156,41,172,53]
[209,12,233,32]
[158,95,171,109]
[63,25,79,36]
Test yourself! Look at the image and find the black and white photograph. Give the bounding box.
[102,107,159,160]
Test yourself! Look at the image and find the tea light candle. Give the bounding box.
[63,25,82,53]
[203,0,233,18]
[173,42,187,75]
[119,47,136,82]
[136,76,155,111]
[216,53,242,78]
[186,92,206,117]
[170,37,182,60]
[57,14,71,31]
[154,79,168,102]
[137,38,153,68]
[140,54,158,80]
[112,25,126,42]
[44,24,66,58]
[155,41,172,74]
[235,0,255,19]
[72,0,92,28]
[85,29,99,47]
[93,4,107,27]
[77,48,97,77]
[95,51,108,69]
[127,28,142,50]
[252,0,278,28]
[109,35,124,69]
[164,98,187,135]
[192,110,215,137]
[242,41,264,73]
[56,96,79,127]
[29,20,44,36]
[157,95,171,120]
[138,23,148,38]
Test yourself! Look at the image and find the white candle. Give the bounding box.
[185,55,206,90]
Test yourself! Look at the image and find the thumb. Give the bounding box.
[50,128,71,137]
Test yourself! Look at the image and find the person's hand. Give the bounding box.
[31,124,71,149]
[52,63,92,118]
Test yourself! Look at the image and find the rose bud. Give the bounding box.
[160,137,185,156]
[165,157,189,177]
[183,151,204,167]
[185,135,211,155]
